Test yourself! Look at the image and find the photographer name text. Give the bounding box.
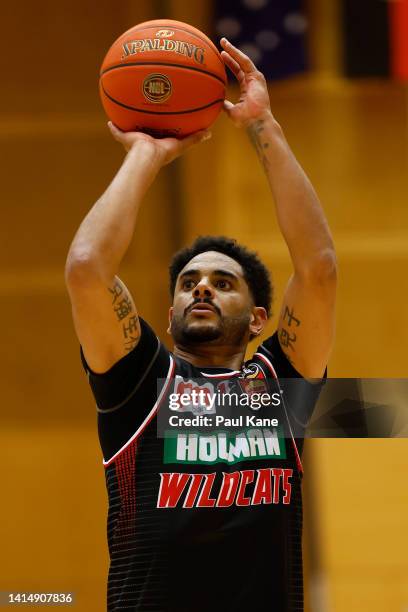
[168,415,279,428]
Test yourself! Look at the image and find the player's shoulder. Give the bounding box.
[249,330,305,380]
[81,316,174,412]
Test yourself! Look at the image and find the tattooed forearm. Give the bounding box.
[247,120,270,171]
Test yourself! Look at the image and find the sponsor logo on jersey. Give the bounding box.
[170,375,217,414]
[238,362,270,401]
[122,38,205,64]
[156,467,293,508]
[241,362,262,379]
[164,427,286,465]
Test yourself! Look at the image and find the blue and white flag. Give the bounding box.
[214,0,308,80]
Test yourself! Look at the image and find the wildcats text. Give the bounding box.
[157,468,293,508]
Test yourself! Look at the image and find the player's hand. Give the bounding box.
[107,122,211,166]
[220,38,273,128]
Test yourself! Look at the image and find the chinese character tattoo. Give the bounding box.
[283,306,300,328]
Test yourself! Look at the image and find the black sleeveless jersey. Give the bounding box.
[81,318,325,612]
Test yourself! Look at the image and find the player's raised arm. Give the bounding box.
[65,126,211,373]
[220,38,337,379]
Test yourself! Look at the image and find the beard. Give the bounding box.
[170,310,251,346]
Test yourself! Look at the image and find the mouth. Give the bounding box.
[188,303,218,316]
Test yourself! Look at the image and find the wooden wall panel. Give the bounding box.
[0,1,128,114]
[312,439,408,611]
[1,2,407,611]
[1,425,107,611]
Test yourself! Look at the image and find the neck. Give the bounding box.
[172,343,246,370]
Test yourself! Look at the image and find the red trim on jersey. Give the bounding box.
[115,443,137,537]
[103,356,176,468]
[254,350,303,476]
[254,351,278,378]
[390,0,408,79]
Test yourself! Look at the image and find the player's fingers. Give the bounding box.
[179,130,212,150]
[223,99,237,119]
[220,38,257,73]
[107,121,122,140]
[220,51,246,83]
[220,50,241,76]
[107,121,133,148]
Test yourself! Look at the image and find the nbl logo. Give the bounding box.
[142,74,172,103]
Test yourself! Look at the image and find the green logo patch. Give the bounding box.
[164,427,286,465]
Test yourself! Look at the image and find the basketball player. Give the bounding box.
[66,39,336,611]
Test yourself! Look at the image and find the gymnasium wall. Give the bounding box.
[1,1,407,610]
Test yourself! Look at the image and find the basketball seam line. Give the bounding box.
[100,61,227,86]
[101,84,224,115]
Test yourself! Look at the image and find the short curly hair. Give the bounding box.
[169,236,273,317]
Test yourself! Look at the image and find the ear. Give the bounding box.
[167,306,174,335]
[249,307,268,338]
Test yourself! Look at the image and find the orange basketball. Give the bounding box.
[99,19,227,138]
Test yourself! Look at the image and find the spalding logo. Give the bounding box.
[142,73,172,103]
[156,29,175,38]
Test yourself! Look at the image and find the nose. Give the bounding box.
[193,279,215,300]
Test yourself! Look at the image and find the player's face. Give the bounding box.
[169,251,255,346]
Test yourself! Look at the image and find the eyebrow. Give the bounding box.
[179,268,239,281]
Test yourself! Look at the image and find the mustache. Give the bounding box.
[184,298,221,317]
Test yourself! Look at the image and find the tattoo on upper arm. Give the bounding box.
[109,280,123,304]
[279,305,301,359]
[114,296,132,321]
[108,280,139,351]
[123,315,139,352]
[283,306,300,328]
[247,120,270,171]
[279,328,297,351]
[109,280,133,321]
